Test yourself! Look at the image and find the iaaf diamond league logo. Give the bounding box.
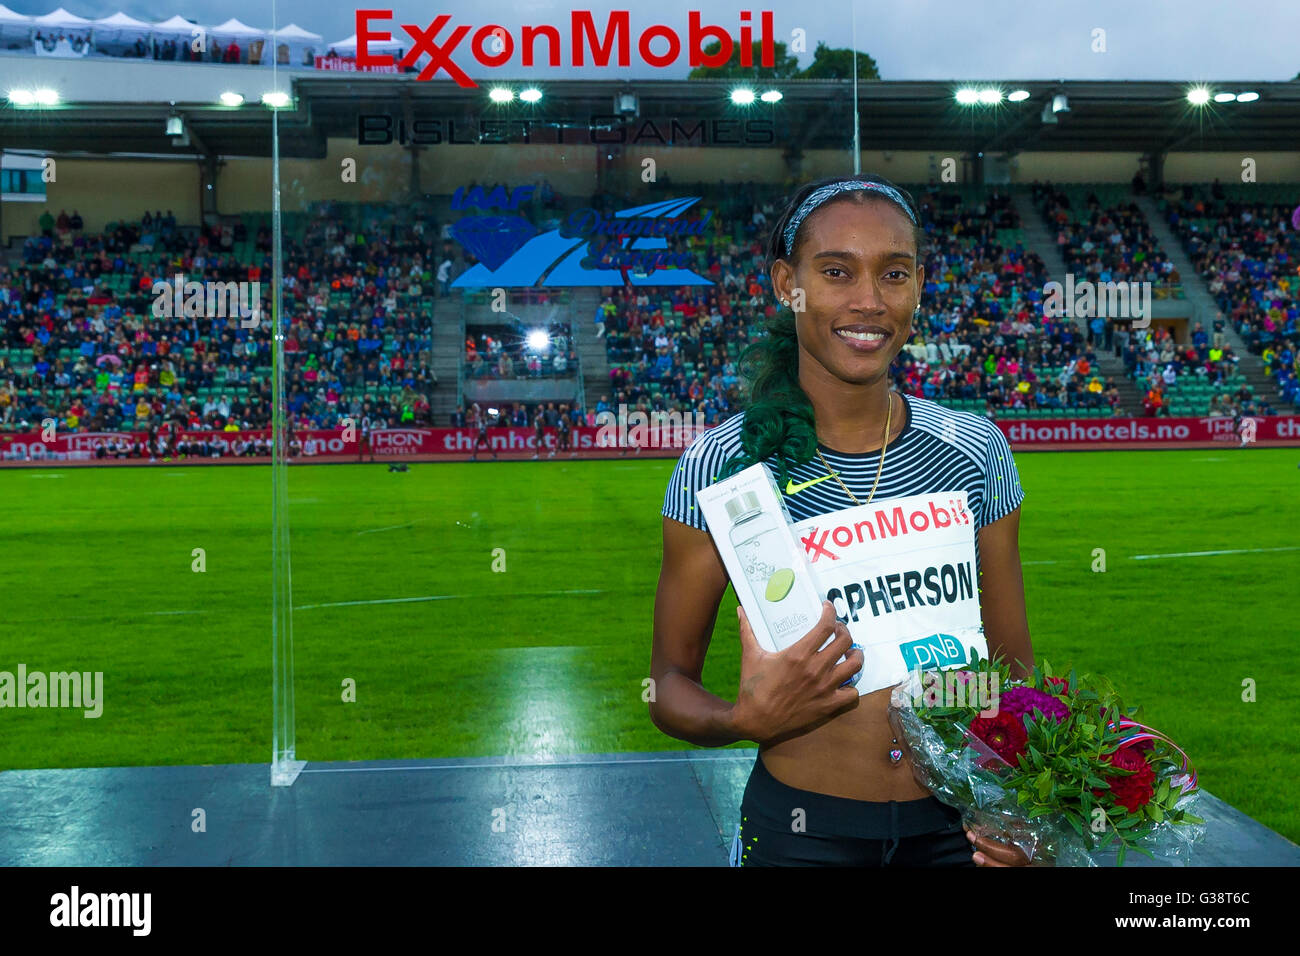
[450,196,715,288]
[354,9,776,87]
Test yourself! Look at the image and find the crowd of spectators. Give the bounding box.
[1031,182,1181,293]
[1,202,462,434]
[30,207,179,247]
[450,400,586,429]
[597,182,1116,421]
[896,188,1116,414]
[5,179,1295,451]
[599,285,753,427]
[71,427,298,461]
[1262,341,1300,407]
[1117,321,1276,418]
[1161,186,1299,409]
[899,326,1120,414]
[464,322,577,379]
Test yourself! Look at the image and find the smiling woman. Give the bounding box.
[650,175,1035,868]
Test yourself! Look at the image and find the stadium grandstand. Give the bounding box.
[5,172,1290,454]
[2,60,1298,461]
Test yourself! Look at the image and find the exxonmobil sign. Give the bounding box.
[355,9,777,86]
[799,498,974,564]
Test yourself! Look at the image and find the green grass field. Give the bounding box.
[2,449,1298,841]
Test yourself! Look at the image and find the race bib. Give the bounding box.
[791,491,986,696]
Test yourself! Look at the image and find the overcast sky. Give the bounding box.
[9,0,1299,81]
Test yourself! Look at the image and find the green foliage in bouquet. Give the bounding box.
[907,650,1204,865]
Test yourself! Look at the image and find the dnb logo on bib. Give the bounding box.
[899,633,968,671]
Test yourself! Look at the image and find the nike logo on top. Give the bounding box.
[785,473,838,495]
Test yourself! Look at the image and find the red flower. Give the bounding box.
[969,711,1028,764]
[1093,745,1156,812]
[1044,676,1071,695]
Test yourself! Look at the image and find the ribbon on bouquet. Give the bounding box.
[1107,717,1198,794]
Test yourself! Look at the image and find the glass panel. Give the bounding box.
[0,26,276,777]
[273,8,864,770]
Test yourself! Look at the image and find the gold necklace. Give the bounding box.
[814,390,894,507]
[815,391,900,767]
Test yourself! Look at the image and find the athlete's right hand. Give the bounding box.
[729,601,863,745]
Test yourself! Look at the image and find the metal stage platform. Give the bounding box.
[2,750,1296,866]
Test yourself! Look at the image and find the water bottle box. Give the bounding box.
[696,463,828,654]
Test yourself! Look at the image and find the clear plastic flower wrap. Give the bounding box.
[886,656,1206,866]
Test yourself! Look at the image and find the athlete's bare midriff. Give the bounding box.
[757,685,933,802]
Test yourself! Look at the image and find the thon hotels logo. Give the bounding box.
[899,633,969,671]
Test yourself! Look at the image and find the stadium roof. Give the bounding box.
[1,62,1297,160]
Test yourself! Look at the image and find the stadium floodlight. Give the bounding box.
[1186,87,1211,106]
[520,87,542,103]
[488,87,514,103]
[1236,91,1259,103]
[955,88,980,105]
[33,88,59,106]
[165,114,184,136]
[978,88,1002,105]
[527,330,550,351]
[487,407,499,416]
[219,91,245,107]
[730,88,755,105]
[1008,89,1030,102]
[261,91,291,108]
[7,89,34,106]
[759,90,782,103]
[614,91,638,116]
[1213,92,1236,103]
[1052,93,1069,113]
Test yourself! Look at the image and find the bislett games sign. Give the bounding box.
[356,114,775,146]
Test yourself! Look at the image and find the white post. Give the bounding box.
[852,3,860,175]
[270,0,303,788]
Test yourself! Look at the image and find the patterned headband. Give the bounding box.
[782,180,918,257]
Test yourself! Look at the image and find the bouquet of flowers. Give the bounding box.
[887,652,1205,866]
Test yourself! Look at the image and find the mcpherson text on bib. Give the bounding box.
[792,491,987,696]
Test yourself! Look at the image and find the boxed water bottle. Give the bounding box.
[696,463,842,659]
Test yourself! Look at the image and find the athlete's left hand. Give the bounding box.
[965,827,1032,866]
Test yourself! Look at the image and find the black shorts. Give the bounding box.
[730,753,975,867]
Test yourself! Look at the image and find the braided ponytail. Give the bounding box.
[716,308,816,488]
